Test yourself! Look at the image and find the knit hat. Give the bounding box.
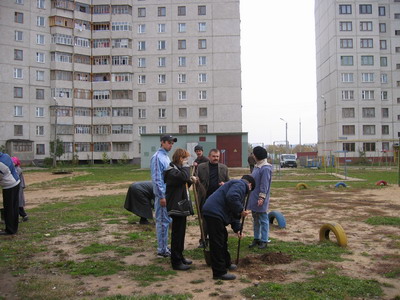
[11,156,21,167]
[252,146,268,160]
[241,175,256,191]
[194,145,203,151]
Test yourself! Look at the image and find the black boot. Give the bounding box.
[248,239,260,248]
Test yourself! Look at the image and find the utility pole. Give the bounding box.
[52,98,58,168]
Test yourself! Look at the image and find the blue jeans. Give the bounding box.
[155,197,172,254]
[252,211,269,242]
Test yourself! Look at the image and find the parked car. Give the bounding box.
[280,154,297,168]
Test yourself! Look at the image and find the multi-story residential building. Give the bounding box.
[315,0,400,161]
[0,0,242,164]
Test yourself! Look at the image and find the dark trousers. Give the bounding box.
[2,184,20,234]
[204,216,232,277]
[170,215,187,266]
[19,207,27,218]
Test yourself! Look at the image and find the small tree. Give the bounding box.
[50,138,64,166]
[102,152,110,164]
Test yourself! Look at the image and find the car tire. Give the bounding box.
[335,182,347,188]
[296,183,308,190]
[375,180,387,186]
[319,222,347,247]
[268,210,286,228]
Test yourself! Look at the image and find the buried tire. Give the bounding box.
[375,180,387,186]
[296,183,309,190]
[268,210,286,228]
[319,222,348,247]
[335,182,347,188]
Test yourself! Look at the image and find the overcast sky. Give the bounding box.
[240,0,318,146]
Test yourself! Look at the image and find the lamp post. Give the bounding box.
[280,118,288,151]
[52,97,58,168]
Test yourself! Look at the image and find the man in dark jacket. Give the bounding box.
[202,175,255,280]
[124,181,154,224]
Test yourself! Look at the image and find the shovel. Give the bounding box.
[192,182,212,266]
[235,192,251,265]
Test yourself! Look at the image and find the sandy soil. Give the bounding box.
[2,171,400,299]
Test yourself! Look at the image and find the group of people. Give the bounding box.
[0,152,28,236]
[144,134,273,280]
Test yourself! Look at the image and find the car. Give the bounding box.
[280,154,297,168]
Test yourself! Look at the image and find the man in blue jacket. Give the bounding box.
[0,152,21,235]
[150,135,177,258]
[202,175,255,280]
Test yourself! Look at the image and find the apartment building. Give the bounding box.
[0,0,242,164]
[315,0,400,161]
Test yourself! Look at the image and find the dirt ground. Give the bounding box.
[2,171,400,299]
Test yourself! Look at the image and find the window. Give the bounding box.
[343,143,355,152]
[199,90,207,100]
[158,40,166,50]
[36,70,45,81]
[363,143,375,151]
[138,109,146,119]
[36,126,44,136]
[138,41,146,51]
[158,23,166,33]
[198,73,207,83]
[178,23,186,33]
[37,34,45,45]
[379,23,386,33]
[158,74,166,84]
[158,126,166,134]
[361,73,374,82]
[36,89,44,99]
[339,22,352,31]
[112,39,130,48]
[360,39,373,48]
[178,56,186,66]
[138,57,146,68]
[112,22,132,31]
[363,125,375,135]
[341,73,354,83]
[198,22,206,32]
[93,23,110,31]
[159,108,166,118]
[382,142,389,151]
[342,108,355,118]
[112,5,132,15]
[342,125,355,135]
[138,7,146,17]
[381,91,388,100]
[15,31,23,41]
[36,107,44,117]
[379,6,386,16]
[93,39,110,48]
[360,21,372,31]
[380,40,387,50]
[198,39,207,49]
[362,107,375,118]
[198,5,206,15]
[37,16,45,27]
[199,125,208,133]
[93,5,110,14]
[112,56,131,65]
[15,12,23,23]
[36,144,45,155]
[178,40,186,50]
[93,90,109,100]
[382,108,389,118]
[396,30,400,36]
[74,37,90,48]
[199,107,207,117]
[14,105,23,117]
[37,0,45,8]
[361,56,374,66]
[14,87,23,98]
[158,91,166,101]
[340,39,353,48]
[94,143,110,152]
[397,47,400,53]
[138,75,146,84]
[361,90,374,100]
[341,56,353,66]
[178,6,186,16]
[178,74,186,83]
[36,52,45,63]
[14,49,23,60]
[111,73,132,82]
[138,92,146,102]
[380,57,388,67]
[179,125,187,134]
[158,57,166,67]
[178,91,187,100]
[396,13,400,19]
[199,56,207,66]
[339,5,352,14]
[158,7,166,17]
[14,125,23,136]
[342,90,354,100]
[14,68,23,79]
[16,0,23,4]
[359,4,372,14]
[138,24,146,33]
[138,126,146,135]
[381,74,388,84]
[179,108,187,118]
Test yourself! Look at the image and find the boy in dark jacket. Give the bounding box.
[202,175,255,280]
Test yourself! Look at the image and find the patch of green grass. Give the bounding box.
[384,268,400,278]
[241,272,383,300]
[189,279,205,284]
[53,259,125,276]
[365,216,400,226]
[127,231,155,241]
[102,294,193,300]
[127,265,176,286]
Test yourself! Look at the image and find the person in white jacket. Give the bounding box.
[0,152,21,235]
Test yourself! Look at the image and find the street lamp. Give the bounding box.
[52,97,58,168]
[280,118,288,150]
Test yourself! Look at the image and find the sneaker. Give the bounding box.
[139,217,149,225]
[248,239,260,248]
[213,273,236,280]
[22,216,29,222]
[258,241,268,249]
[157,252,171,258]
[228,264,237,271]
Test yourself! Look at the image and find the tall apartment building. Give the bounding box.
[0,0,242,164]
[315,0,400,161]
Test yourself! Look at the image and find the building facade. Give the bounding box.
[0,0,242,164]
[315,0,400,161]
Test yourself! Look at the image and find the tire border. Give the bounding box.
[296,183,308,190]
[319,222,348,247]
[335,182,347,188]
[268,210,286,229]
[375,180,387,186]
